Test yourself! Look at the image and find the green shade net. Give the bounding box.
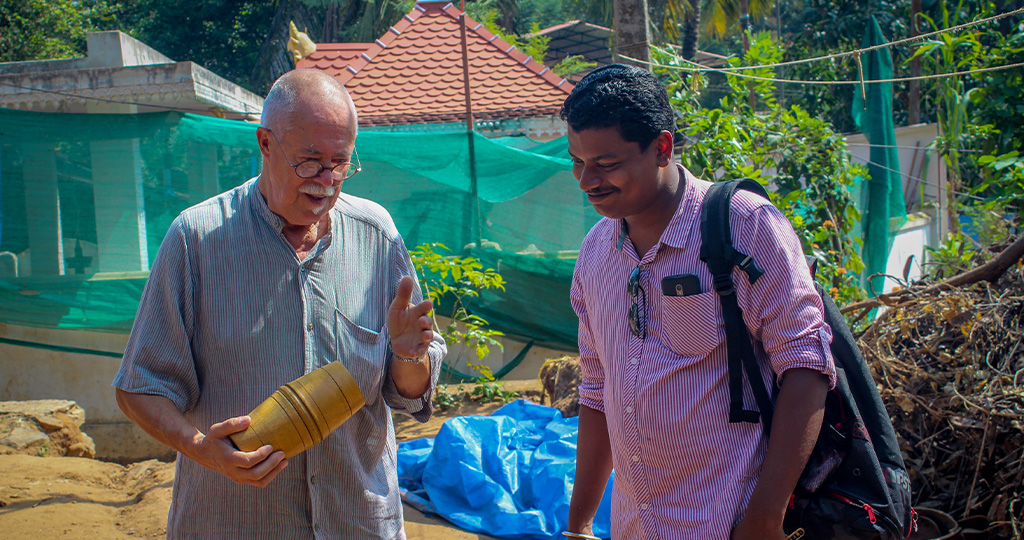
[851,16,908,294]
[0,108,595,348]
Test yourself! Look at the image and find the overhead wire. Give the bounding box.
[847,153,987,202]
[630,56,1024,85]
[659,7,1024,73]
[648,11,1021,209]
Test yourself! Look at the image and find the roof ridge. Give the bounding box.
[440,4,572,93]
[301,0,573,126]
[336,5,428,83]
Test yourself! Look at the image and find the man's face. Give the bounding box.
[257,104,356,228]
[567,125,668,220]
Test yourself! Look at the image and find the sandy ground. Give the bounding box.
[0,390,541,540]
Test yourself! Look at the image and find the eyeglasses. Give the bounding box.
[628,264,646,340]
[264,128,361,181]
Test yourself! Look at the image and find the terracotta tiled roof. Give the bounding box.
[296,1,573,126]
[301,43,373,69]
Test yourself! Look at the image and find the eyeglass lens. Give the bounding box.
[267,128,359,181]
[628,265,646,340]
[294,160,355,180]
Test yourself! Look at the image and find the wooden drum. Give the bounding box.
[229,362,365,458]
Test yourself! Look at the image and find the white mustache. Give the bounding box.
[299,184,336,197]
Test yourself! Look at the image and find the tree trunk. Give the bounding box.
[680,0,700,61]
[613,0,652,67]
[250,0,317,96]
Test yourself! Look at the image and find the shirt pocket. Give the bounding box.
[334,309,387,406]
[659,290,726,358]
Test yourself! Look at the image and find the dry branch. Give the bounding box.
[857,262,1024,538]
[841,234,1024,315]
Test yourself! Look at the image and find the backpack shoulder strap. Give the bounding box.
[699,179,775,427]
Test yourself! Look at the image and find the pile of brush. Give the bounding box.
[851,236,1024,539]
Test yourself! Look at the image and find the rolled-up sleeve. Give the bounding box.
[572,259,606,412]
[113,217,200,412]
[733,203,837,389]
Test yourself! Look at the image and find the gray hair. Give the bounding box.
[260,69,357,130]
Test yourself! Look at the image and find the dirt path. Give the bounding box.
[0,398,525,539]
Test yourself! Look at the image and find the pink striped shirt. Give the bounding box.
[571,167,837,540]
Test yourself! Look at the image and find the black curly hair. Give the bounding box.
[559,64,676,151]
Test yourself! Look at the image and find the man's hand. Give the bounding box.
[192,415,288,487]
[115,390,287,487]
[386,276,433,359]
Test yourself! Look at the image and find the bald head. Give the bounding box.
[261,69,357,132]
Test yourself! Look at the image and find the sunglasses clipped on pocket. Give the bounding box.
[629,269,704,341]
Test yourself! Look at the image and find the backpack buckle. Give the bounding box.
[736,255,764,284]
[712,274,735,296]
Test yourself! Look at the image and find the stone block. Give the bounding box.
[0,399,96,458]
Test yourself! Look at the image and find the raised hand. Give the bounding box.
[386,276,434,360]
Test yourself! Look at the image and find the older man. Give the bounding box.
[114,69,446,539]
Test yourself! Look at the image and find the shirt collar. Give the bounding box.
[250,176,286,232]
[250,177,336,258]
[612,164,700,253]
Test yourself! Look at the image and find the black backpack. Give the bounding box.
[699,179,916,540]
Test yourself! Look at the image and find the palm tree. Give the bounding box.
[568,0,775,62]
[701,0,776,38]
[249,0,413,94]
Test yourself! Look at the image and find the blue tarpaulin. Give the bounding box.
[397,400,613,539]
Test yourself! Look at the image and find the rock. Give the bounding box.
[1,427,50,450]
[539,355,581,418]
[0,400,96,458]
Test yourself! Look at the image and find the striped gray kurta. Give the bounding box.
[114,177,446,540]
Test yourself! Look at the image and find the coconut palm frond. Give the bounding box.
[662,0,698,43]
[701,0,737,38]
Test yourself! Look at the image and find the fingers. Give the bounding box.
[223,444,288,487]
[391,276,415,310]
[410,298,433,318]
[208,415,251,438]
[201,417,288,487]
[241,450,288,487]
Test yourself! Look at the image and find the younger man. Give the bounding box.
[563,64,836,540]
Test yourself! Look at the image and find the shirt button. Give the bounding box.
[630,359,638,365]
[625,406,634,413]
[310,475,317,485]
[632,454,640,462]
[306,322,314,331]
[640,503,650,511]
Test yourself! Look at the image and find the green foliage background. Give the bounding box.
[0,0,119,62]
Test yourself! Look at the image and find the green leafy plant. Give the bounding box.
[473,10,549,63]
[923,231,979,279]
[552,54,597,78]
[410,243,509,406]
[974,151,1024,218]
[432,384,461,412]
[654,35,867,307]
[467,363,520,404]
[907,3,990,235]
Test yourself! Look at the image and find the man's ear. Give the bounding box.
[655,131,673,166]
[256,127,272,158]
